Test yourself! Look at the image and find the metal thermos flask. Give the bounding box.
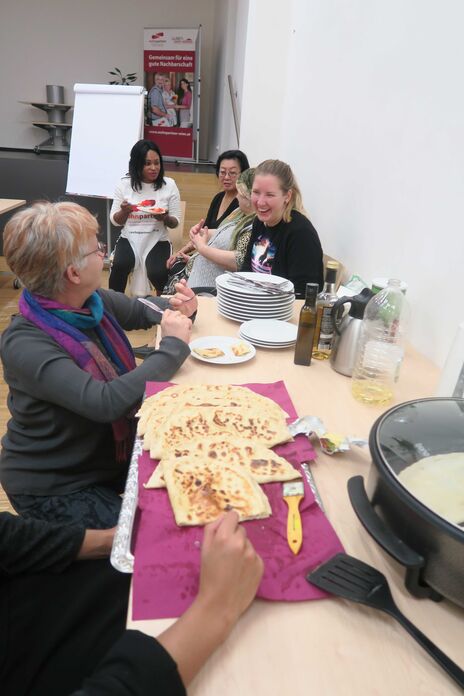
[330,288,374,377]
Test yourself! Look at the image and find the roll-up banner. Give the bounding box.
[144,27,200,160]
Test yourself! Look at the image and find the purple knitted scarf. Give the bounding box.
[19,289,137,463]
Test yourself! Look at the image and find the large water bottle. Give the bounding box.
[351,279,409,406]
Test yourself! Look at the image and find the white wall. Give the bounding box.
[0,0,216,159]
[240,0,464,367]
[207,0,250,162]
[240,4,293,163]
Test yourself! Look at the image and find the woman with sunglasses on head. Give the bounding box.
[241,159,324,298]
[0,201,197,529]
[109,139,181,296]
[164,169,256,293]
[166,149,250,273]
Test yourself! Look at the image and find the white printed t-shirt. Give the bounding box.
[110,176,181,293]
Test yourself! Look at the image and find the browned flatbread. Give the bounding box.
[193,347,225,359]
[148,406,292,460]
[138,384,290,446]
[162,459,272,525]
[231,341,251,357]
[144,436,299,488]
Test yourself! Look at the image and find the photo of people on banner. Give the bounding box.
[146,72,193,129]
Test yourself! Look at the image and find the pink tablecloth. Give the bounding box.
[132,380,344,620]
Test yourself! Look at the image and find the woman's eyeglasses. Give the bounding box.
[83,241,107,258]
[219,169,239,179]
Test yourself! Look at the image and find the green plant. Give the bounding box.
[108,68,137,85]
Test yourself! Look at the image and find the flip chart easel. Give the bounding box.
[66,84,145,252]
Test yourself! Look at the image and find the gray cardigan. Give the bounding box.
[0,289,191,496]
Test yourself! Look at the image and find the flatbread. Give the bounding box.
[144,436,299,488]
[148,406,292,460]
[193,347,225,359]
[136,385,192,436]
[397,452,464,525]
[162,459,272,526]
[231,341,252,357]
[137,384,289,442]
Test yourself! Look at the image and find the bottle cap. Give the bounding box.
[305,282,319,303]
[372,277,408,294]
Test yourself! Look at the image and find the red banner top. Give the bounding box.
[144,50,195,72]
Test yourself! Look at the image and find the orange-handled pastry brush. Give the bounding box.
[283,478,304,554]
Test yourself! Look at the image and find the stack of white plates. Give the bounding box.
[215,272,294,323]
[239,319,298,349]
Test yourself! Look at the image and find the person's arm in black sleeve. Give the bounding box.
[0,512,84,575]
[286,217,324,298]
[72,631,186,696]
[0,512,114,576]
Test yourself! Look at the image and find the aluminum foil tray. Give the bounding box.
[110,436,142,573]
[110,422,326,574]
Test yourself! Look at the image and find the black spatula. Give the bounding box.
[307,553,464,690]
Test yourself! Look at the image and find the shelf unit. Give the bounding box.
[19,100,73,152]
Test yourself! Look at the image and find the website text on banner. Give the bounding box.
[144,28,199,159]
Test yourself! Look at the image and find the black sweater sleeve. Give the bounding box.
[0,512,84,576]
[73,630,186,696]
[279,213,324,297]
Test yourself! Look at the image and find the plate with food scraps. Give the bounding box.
[189,335,256,364]
[135,205,167,214]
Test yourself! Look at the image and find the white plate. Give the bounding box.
[239,319,298,343]
[216,272,294,295]
[217,304,294,318]
[217,292,294,309]
[217,299,294,316]
[239,337,295,350]
[189,335,256,364]
[239,330,296,347]
[239,333,296,347]
[218,307,294,323]
[135,205,166,214]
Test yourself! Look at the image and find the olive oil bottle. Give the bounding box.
[294,283,319,366]
[312,262,339,360]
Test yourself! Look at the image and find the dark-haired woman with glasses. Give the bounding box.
[166,149,250,271]
[109,139,182,296]
[205,149,250,229]
[0,200,197,528]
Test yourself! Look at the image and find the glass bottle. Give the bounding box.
[351,278,409,406]
[312,261,339,360]
[294,283,319,366]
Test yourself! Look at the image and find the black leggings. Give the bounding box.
[8,481,125,528]
[108,237,171,294]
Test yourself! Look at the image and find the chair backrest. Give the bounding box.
[170,201,186,253]
[323,253,346,289]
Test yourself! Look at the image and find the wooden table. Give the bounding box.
[128,298,463,695]
[0,199,26,215]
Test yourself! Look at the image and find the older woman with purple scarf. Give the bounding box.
[0,201,197,528]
